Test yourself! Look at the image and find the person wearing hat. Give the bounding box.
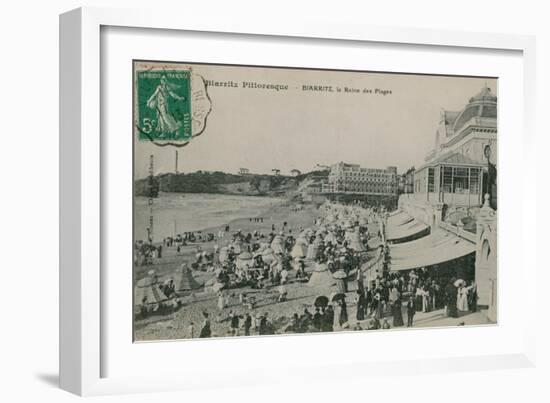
[406,296,416,327]
[391,288,404,327]
[322,305,334,332]
[244,312,252,336]
[445,278,458,318]
[199,311,211,338]
[229,311,240,336]
[469,281,478,313]
[259,312,270,335]
[313,308,322,332]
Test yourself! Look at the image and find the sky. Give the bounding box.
[134,62,497,178]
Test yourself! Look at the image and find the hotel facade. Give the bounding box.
[322,162,398,196]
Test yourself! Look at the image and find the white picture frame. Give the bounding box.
[60,6,537,396]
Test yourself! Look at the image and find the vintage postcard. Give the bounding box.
[133,61,497,341]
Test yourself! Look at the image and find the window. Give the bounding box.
[453,167,469,193]
[470,168,480,194]
[442,166,453,193]
[428,168,435,192]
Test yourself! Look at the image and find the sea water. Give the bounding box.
[134,193,283,241]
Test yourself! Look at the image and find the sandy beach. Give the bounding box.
[133,196,490,342]
[134,197,341,341]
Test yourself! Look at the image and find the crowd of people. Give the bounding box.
[135,201,480,337]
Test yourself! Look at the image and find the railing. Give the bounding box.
[399,192,482,207]
[439,221,476,243]
[361,248,384,281]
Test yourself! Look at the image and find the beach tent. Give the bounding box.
[261,247,276,264]
[236,251,254,269]
[175,264,202,291]
[324,232,338,245]
[347,228,366,252]
[135,274,167,306]
[290,242,307,259]
[307,263,335,289]
[259,241,271,250]
[306,242,319,260]
[218,246,230,264]
[204,276,224,293]
[341,220,353,229]
[271,235,285,255]
[332,270,348,293]
[295,236,309,249]
[313,234,324,246]
[231,238,243,254]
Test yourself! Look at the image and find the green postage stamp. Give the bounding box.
[136,69,192,142]
[134,63,212,146]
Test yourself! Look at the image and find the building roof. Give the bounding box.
[441,86,497,137]
[443,110,460,132]
[436,152,484,166]
[419,152,485,171]
[469,85,497,103]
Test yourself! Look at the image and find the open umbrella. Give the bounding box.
[324,232,338,244]
[204,277,217,287]
[454,279,465,287]
[212,282,225,292]
[331,293,346,302]
[332,270,348,279]
[236,251,254,269]
[290,243,306,259]
[314,295,329,308]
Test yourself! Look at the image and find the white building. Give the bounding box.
[322,162,398,196]
[411,85,497,208]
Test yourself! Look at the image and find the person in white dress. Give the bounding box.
[457,283,471,312]
[217,291,225,311]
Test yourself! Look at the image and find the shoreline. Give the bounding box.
[134,198,322,281]
[134,192,290,239]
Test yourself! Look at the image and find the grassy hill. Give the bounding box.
[134,170,328,198]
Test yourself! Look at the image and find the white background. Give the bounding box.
[103,25,524,380]
[0,0,548,402]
